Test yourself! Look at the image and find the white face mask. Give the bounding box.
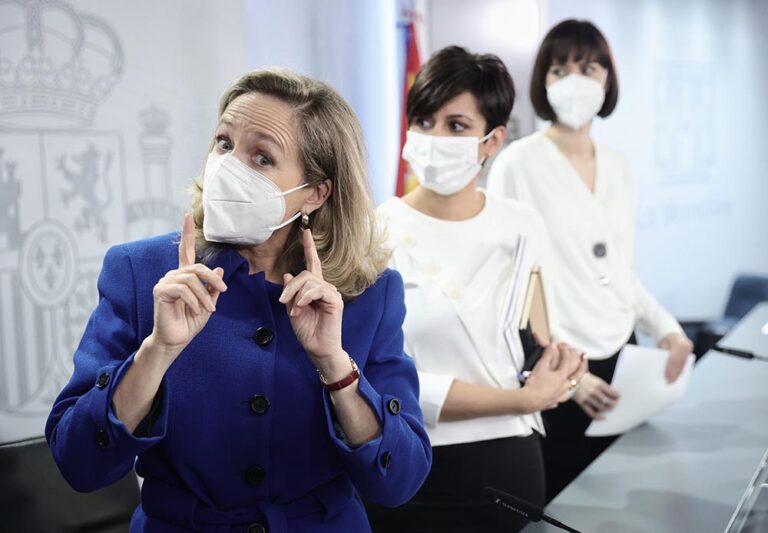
[402,129,494,196]
[546,74,605,130]
[202,152,308,245]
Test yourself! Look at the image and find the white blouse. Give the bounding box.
[377,192,558,447]
[487,131,683,359]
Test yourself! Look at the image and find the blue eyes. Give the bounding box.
[214,136,272,166]
[254,154,272,167]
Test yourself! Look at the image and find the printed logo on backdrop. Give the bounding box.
[637,62,731,229]
[0,0,180,438]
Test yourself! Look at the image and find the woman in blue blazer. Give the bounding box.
[46,68,431,533]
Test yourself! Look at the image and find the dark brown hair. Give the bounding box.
[530,19,619,121]
[407,46,515,134]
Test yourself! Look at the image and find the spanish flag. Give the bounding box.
[395,20,421,197]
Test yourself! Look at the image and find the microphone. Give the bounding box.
[714,345,768,361]
[484,487,582,533]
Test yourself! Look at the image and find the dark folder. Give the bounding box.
[519,266,551,372]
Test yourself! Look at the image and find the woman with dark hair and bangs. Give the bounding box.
[368,46,587,532]
[488,19,694,501]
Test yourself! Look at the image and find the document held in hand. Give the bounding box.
[502,234,551,373]
[585,345,696,437]
[517,266,551,372]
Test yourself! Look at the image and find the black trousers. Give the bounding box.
[366,433,545,533]
[541,333,637,502]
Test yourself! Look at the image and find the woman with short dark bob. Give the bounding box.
[368,46,587,532]
[488,20,694,500]
[46,68,431,532]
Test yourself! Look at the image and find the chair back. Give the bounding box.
[0,436,139,532]
[724,275,768,320]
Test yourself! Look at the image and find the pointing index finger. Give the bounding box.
[303,228,322,279]
[179,213,196,267]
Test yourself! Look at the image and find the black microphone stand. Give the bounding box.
[485,487,583,533]
[540,514,582,533]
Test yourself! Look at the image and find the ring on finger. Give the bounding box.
[589,399,604,411]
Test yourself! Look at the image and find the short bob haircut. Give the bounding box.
[530,19,619,122]
[406,46,515,134]
[190,68,389,300]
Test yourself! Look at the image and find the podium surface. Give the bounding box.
[524,303,768,533]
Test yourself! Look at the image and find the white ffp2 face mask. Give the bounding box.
[546,74,605,130]
[202,152,308,245]
[402,130,494,196]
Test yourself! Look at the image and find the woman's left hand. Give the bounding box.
[659,332,694,383]
[572,373,620,419]
[279,229,345,366]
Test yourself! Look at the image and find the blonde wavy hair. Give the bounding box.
[189,68,390,299]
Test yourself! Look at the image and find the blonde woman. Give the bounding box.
[46,69,431,533]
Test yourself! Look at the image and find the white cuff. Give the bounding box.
[417,371,455,427]
[650,314,684,343]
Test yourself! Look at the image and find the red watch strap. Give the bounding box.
[324,368,360,391]
[319,357,360,391]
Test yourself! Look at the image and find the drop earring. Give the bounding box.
[300,212,311,230]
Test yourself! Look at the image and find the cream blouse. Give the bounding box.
[487,131,683,359]
[377,192,560,446]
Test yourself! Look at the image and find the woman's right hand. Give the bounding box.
[572,373,620,420]
[149,214,227,360]
[522,342,587,413]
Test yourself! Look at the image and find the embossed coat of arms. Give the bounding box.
[0,0,180,438]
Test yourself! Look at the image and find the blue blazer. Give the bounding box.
[46,232,431,532]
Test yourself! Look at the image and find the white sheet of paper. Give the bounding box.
[585,346,695,437]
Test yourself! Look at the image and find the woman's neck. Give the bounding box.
[402,181,485,221]
[546,122,594,157]
[237,229,291,283]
